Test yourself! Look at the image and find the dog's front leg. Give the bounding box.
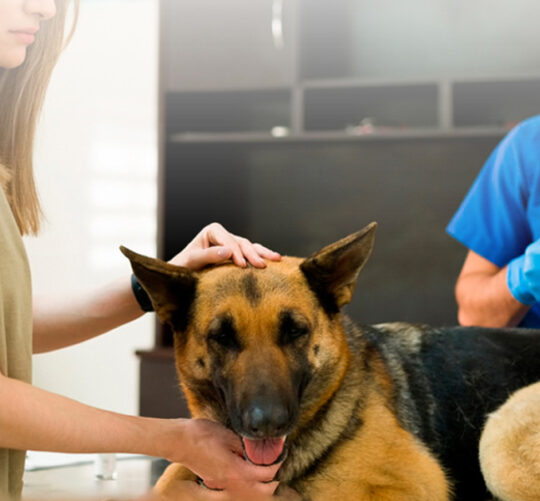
[154,463,198,498]
[306,484,449,501]
[365,486,450,501]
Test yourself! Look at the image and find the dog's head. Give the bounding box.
[121,222,376,466]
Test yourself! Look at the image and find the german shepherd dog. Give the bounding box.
[121,223,540,501]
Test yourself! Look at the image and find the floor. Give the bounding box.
[22,455,168,500]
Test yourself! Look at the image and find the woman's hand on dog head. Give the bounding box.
[169,223,281,270]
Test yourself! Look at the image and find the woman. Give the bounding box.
[0,1,291,499]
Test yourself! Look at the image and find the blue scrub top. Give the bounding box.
[447,115,540,327]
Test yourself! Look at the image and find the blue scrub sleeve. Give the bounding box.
[446,126,532,267]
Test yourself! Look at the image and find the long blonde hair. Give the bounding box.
[0,0,78,235]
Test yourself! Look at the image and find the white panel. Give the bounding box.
[164,0,296,91]
[25,0,159,416]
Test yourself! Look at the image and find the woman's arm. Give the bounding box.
[33,223,280,353]
[0,372,280,493]
[455,250,530,327]
[32,275,143,353]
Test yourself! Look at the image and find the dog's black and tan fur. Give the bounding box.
[122,223,540,501]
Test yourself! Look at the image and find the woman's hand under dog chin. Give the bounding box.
[164,418,283,493]
[168,222,281,270]
[152,481,301,501]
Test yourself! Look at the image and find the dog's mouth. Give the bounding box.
[241,436,288,466]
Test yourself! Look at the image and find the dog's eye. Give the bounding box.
[208,317,240,350]
[279,312,310,345]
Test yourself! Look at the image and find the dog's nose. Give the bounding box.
[243,399,290,437]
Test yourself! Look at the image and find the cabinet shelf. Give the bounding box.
[303,76,444,89]
[304,83,438,131]
[453,78,540,128]
[166,76,540,138]
[168,127,508,144]
[165,89,291,134]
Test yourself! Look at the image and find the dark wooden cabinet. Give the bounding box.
[138,0,540,418]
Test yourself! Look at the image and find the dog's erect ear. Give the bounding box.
[300,222,377,313]
[120,246,197,332]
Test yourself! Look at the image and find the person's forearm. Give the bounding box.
[32,276,145,353]
[0,372,180,458]
[455,266,530,327]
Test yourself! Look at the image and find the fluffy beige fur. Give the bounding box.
[480,381,540,501]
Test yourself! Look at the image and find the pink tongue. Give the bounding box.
[242,437,285,465]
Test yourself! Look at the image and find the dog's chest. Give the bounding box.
[282,388,449,501]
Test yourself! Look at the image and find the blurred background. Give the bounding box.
[24,0,540,420]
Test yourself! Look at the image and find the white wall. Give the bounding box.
[349,0,540,78]
[24,0,159,415]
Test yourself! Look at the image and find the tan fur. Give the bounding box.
[293,353,449,501]
[480,381,540,501]
[155,463,197,494]
[302,397,448,501]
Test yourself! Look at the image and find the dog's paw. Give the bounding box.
[154,463,197,496]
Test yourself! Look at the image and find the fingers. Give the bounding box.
[203,224,248,268]
[161,419,284,501]
[253,243,282,262]
[204,223,280,269]
[256,480,280,496]
[159,480,231,500]
[154,480,289,501]
[234,236,267,268]
[189,418,245,457]
[232,455,281,483]
[226,480,280,499]
[200,480,279,500]
[170,223,282,270]
[275,486,302,500]
[203,442,279,488]
[184,247,233,270]
[201,448,280,491]
[238,240,281,267]
[222,428,245,457]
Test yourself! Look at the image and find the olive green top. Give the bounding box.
[0,188,32,500]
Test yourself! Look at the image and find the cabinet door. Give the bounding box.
[163,0,297,91]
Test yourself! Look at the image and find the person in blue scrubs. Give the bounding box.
[447,115,540,328]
